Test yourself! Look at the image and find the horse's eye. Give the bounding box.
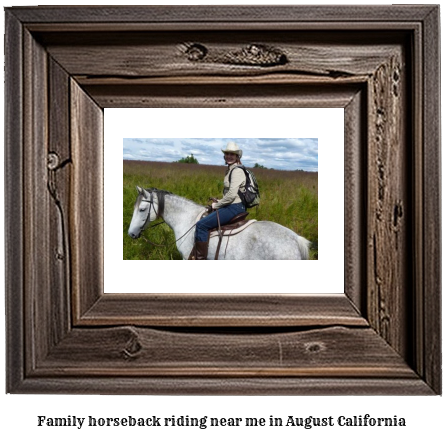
[140,207,146,212]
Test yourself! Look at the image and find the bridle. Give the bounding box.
[139,190,161,231]
[137,189,167,246]
[137,188,196,248]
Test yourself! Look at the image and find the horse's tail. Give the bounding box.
[297,235,311,260]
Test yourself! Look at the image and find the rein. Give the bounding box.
[140,222,166,247]
[141,221,196,249]
[139,188,197,248]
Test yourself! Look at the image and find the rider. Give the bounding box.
[190,141,247,260]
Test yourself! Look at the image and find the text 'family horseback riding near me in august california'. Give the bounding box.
[36,414,406,429]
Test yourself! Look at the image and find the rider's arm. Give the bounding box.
[213,167,245,209]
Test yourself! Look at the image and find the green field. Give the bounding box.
[123,160,318,260]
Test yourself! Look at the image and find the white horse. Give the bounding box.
[128,187,311,260]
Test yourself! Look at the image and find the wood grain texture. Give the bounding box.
[412,18,425,382]
[4,10,24,393]
[23,29,50,372]
[41,31,402,79]
[83,83,361,109]
[8,5,437,23]
[79,294,367,327]
[344,90,366,313]
[366,50,410,360]
[422,6,441,394]
[37,326,415,378]
[48,58,72,346]
[4,5,441,395]
[12,377,434,396]
[70,81,104,320]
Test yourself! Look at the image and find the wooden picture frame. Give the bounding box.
[5,5,441,394]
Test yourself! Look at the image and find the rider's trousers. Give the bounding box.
[195,202,245,242]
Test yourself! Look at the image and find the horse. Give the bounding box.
[127,187,311,260]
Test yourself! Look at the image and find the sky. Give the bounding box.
[123,138,318,171]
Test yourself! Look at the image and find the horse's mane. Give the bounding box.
[144,188,204,215]
[143,188,171,217]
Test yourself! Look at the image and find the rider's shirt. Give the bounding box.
[213,163,246,209]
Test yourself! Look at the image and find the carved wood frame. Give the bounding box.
[5,6,441,394]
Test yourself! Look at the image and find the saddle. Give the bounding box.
[210,212,249,232]
[191,208,256,260]
[210,211,256,260]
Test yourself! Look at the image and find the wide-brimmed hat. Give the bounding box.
[221,141,242,158]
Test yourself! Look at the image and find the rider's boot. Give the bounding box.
[189,240,209,260]
[195,240,209,260]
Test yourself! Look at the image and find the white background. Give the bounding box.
[106,108,343,294]
[1,1,442,437]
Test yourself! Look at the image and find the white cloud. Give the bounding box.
[123,138,318,171]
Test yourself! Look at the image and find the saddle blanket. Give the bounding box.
[209,219,257,238]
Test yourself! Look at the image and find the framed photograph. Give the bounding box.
[120,124,320,263]
[5,5,441,394]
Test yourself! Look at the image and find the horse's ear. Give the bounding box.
[136,186,143,194]
[142,188,151,199]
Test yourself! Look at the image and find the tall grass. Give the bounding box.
[123,160,318,260]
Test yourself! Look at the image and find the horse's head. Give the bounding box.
[127,186,161,239]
